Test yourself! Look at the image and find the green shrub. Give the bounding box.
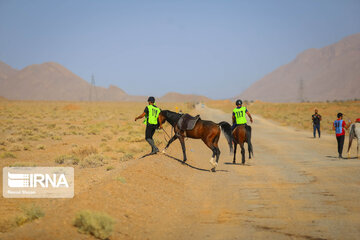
[74,210,115,240]
[1,152,16,159]
[9,163,36,167]
[106,166,114,171]
[115,176,126,183]
[36,144,45,150]
[15,204,45,226]
[23,145,31,151]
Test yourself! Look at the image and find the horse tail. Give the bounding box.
[218,121,233,153]
[347,123,355,153]
[245,125,254,157]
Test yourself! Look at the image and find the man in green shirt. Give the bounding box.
[232,99,253,130]
[135,96,161,155]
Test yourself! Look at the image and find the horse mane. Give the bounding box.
[161,110,182,126]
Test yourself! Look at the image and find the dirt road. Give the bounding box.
[1,105,360,240]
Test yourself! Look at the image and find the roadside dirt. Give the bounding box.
[1,105,359,240]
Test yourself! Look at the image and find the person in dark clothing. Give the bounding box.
[333,112,351,158]
[135,96,162,155]
[312,109,322,138]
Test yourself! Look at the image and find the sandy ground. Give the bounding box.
[1,104,360,240]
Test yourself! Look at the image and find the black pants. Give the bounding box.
[145,124,157,140]
[313,123,320,138]
[336,135,345,156]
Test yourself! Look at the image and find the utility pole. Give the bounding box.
[89,74,97,102]
[298,78,304,102]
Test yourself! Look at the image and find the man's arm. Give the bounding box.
[344,120,352,130]
[246,112,253,123]
[135,112,146,121]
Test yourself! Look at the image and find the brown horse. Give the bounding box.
[220,122,253,164]
[158,110,233,172]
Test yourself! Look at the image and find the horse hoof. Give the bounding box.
[233,161,236,164]
[210,167,216,172]
[210,158,217,168]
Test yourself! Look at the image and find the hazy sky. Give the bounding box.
[1,0,359,99]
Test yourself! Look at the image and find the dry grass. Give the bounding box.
[0,100,194,233]
[80,154,106,168]
[207,100,360,134]
[73,210,115,240]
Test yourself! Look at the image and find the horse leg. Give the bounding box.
[208,147,218,172]
[212,135,221,169]
[215,147,221,164]
[162,135,178,153]
[178,136,187,163]
[240,142,245,165]
[248,142,252,159]
[233,142,237,164]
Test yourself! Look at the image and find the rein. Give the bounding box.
[162,127,172,141]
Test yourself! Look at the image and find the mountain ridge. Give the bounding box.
[239,33,360,102]
[0,61,210,102]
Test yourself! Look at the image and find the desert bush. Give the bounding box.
[36,144,45,150]
[73,210,115,240]
[6,137,16,143]
[1,152,16,159]
[15,204,45,226]
[120,154,134,162]
[9,162,37,167]
[80,154,106,168]
[51,136,62,140]
[72,145,98,158]
[9,144,22,152]
[47,123,56,129]
[106,166,115,171]
[55,155,80,165]
[23,145,31,151]
[102,146,112,152]
[116,176,126,183]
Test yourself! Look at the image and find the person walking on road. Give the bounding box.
[135,96,161,155]
[333,112,351,158]
[312,109,322,138]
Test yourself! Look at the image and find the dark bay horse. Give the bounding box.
[221,122,253,164]
[158,110,233,171]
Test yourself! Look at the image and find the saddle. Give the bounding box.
[177,114,200,131]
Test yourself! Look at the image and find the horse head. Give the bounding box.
[159,110,182,127]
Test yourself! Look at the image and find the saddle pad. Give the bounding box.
[178,114,200,131]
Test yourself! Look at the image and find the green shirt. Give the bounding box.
[233,106,247,124]
[146,105,160,125]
